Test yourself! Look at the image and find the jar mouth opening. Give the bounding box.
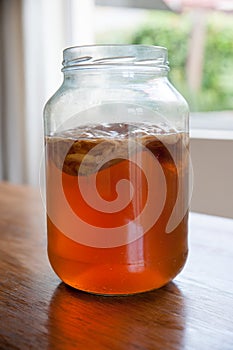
[62,44,169,71]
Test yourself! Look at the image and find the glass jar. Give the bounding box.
[44,45,189,295]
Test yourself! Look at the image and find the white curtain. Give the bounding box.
[0,0,94,186]
[0,0,26,183]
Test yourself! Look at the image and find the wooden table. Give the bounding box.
[0,182,233,350]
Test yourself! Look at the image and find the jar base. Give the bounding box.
[49,250,188,296]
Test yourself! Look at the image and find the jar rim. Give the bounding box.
[62,44,169,71]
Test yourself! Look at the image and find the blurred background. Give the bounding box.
[0,0,233,217]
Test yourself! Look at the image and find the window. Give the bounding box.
[0,0,232,218]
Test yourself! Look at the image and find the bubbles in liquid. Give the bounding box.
[46,122,187,176]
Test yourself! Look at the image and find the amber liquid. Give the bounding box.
[46,123,189,294]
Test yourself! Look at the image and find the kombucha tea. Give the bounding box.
[46,122,189,294]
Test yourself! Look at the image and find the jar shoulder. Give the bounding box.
[44,77,189,135]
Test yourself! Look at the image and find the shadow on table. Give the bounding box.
[47,281,186,350]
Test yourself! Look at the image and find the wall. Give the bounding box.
[190,137,233,218]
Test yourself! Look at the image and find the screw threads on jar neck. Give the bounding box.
[62,45,169,72]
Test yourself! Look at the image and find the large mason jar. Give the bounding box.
[44,45,189,295]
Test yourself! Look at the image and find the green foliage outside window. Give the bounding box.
[98,11,233,111]
[130,12,233,112]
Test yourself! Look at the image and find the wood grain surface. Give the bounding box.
[0,181,233,350]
